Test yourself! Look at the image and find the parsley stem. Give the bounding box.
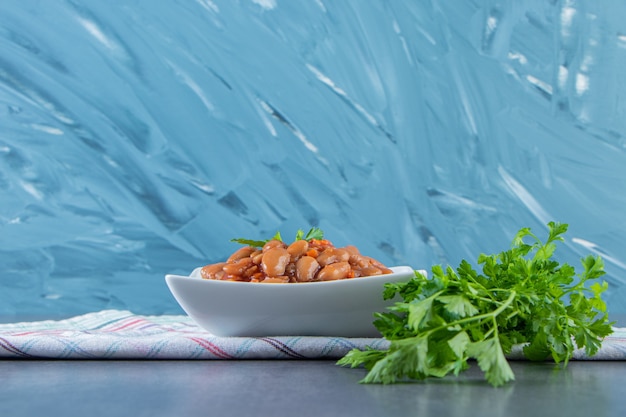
[425,290,518,338]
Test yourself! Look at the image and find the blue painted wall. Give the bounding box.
[1,1,625,321]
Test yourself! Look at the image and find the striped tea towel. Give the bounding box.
[0,310,389,359]
[0,309,625,360]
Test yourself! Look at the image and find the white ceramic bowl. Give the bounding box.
[165,266,420,337]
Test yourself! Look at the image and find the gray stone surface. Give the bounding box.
[1,359,625,417]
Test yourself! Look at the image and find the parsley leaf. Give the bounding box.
[231,227,323,248]
[337,221,614,387]
[296,227,324,241]
[229,238,269,248]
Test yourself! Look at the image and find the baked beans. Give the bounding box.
[200,238,392,283]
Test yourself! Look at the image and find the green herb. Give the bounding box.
[229,238,269,248]
[295,227,324,241]
[231,227,323,248]
[337,222,613,387]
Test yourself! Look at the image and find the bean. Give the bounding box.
[364,258,392,274]
[223,257,255,279]
[296,256,320,282]
[356,266,383,277]
[262,239,287,252]
[251,251,264,265]
[261,276,290,283]
[287,239,309,260]
[200,262,227,280]
[249,272,264,282]
[285,262,297,280]
[261,247,291,277]
[349,253,373,269]
[317,247,350,266]
[317,261,351,281]
[227,246,256,262]
[242,265,259,280]
[367,257,387,268]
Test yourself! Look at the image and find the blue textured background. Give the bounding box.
[1,1,625,321]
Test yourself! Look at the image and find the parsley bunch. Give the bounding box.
[337,222,614,387]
